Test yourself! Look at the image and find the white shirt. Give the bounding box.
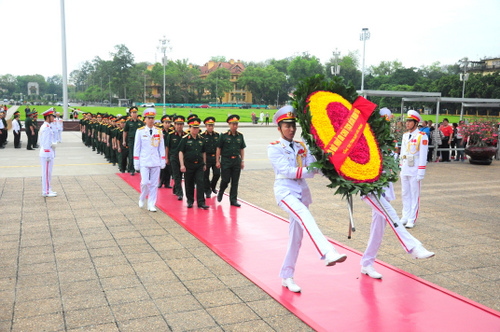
[399,129,428,177]
[39,121,57,158]
[268,138,317,206]
[133,126,166,169]
[12,118,20,133]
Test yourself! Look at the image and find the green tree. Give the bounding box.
[0,74,18,97]
[110,44,135,99]
[204,68,232,103]
[287,53,324,87]
[369,60,403,76]
[238,66,286,104]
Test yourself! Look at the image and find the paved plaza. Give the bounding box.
[0,124,499,331]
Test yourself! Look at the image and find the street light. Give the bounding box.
[360,28,370,92]
[331,49,341,76]
[459,57,469,120]
[158,36,170,116]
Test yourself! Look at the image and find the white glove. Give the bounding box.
[161,164,166,169]
[51,142,57,150]
[417,174,424,182]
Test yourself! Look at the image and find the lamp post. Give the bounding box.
[359,28,370,92]
[331,49,340,76]
[158,36,170,116]
[459,57,469,120]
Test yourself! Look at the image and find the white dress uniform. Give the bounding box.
[39,120,57,196]
[399,128,429,227]
[133,125,166,210]
[361,183,423,267]
[268,138,337,279]
[54,115,64,142]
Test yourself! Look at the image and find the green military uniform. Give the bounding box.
[25,114,34,150]
[178,117,207,209]
[124,115,144,174]
[217,115,246,206]
[201,116,220,197]
[166,115,186,199]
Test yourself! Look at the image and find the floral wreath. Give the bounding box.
[292,75,399,197]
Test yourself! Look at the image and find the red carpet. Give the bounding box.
[119,173,500,331]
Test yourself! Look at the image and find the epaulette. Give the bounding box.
[419,131,426,135]
[182,133,189,138]
[138,126,145,130]
[270,140,280,145]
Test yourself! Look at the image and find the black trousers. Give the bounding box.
[184,163,205,206]
[170,156,183,197]
[219,157,242,204]
[204,160,220,194]
[14,131,21,148]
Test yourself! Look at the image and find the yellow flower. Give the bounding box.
[307,91,382,183]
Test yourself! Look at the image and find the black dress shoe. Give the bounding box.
[206,192,211,198]
[198,205,209,210]
[187,203,193,208]
[177,196,183,201]
[158,183,163,188]
[130,172,135,176]
[217,191,223,202]
[212,188,218,194]
[231,202,241,207]
[166,185,172,188]
[27,148,34,150]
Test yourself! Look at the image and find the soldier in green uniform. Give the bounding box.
[25,111,35,150]
[32,111,40,148]
[123,107,144,175]
[216,114,246,207]
[179,117,209,210]
[201,116,220,198]
[115,116,128,173]
[159,115,173,188]
[165,115,186,200]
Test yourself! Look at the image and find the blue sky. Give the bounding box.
[1,0,499,77]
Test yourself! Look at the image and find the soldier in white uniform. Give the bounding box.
[399,110,429,228]
[39,108,58,197]
[268,106,347,293]
[133,108,166,212]
[54,112,64,143]
[360,108,434,279]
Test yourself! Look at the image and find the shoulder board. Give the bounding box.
[137,126,145,130]
[182,133,189,138]
[419,131,426,135]
[270,140,280,145]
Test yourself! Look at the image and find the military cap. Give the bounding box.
[188,117,201,127]
[273,105,296,125]
[203,116,216,124]
[226,114,240,123]
[173,115,185,123]
[143,108,156,117]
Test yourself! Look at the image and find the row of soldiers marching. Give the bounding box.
[78,107,234,203]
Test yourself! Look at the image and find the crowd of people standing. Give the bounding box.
[78,106,246,211]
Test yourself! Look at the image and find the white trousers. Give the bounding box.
[400,175,421,224]
[40,157,54,195]
[139,166,161,208]
[361,193,422,267]
[278,194,334,279]
[57,130,63,143]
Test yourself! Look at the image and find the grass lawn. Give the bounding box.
[12,104,497,124]
[15,105,272,122]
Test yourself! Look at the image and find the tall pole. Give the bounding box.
[331,49,340,76]
[158,36,169,116]
[360,28,370,92]
[60,0,69,119]
[459,57,469,120]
